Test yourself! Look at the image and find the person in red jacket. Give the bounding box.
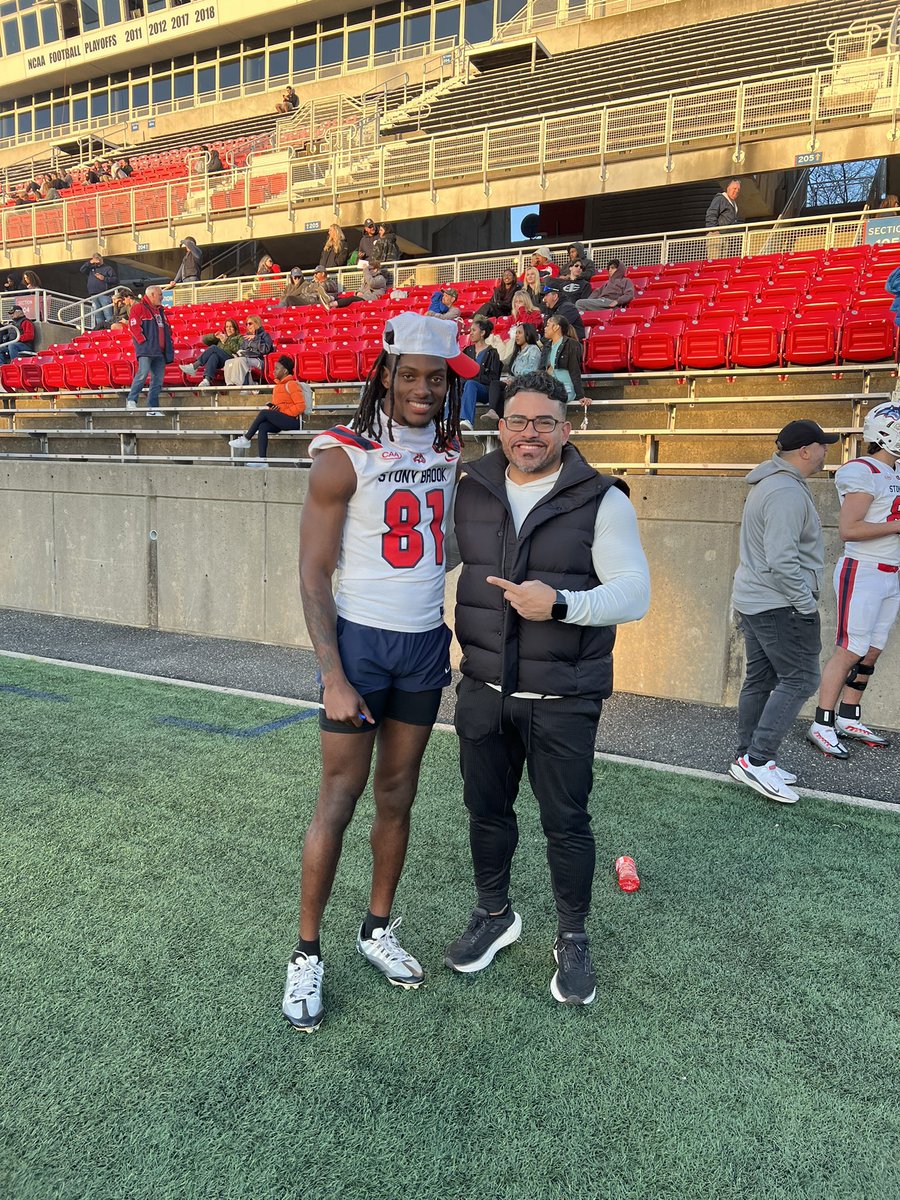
[0,304,35,362]
[228,354,308,461]
[126,284,174,414]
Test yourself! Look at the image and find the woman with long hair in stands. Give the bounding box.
[476,267,520,318]
[539,314,584,404]
[182,316,243,388]
[257,252,281,279]
[521,265,544,308]
[320,224,348,271]
[223,313,274,388]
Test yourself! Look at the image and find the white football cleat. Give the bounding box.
[282,953,324,1032]
[357,917,424,989]
[835,717,890,747]
[728,756,799,803]
[807,723,850,759]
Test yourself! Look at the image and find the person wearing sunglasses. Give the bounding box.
[447,370,650,1007]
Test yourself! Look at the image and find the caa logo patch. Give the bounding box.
[413,453,426,464]
[381,450,402,461]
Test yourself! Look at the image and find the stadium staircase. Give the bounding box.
[3,240,899,472]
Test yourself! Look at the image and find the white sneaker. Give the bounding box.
[835,716,890,747]
[147,409,165,417]
[459,419,474,431]
[229,435,252,448]
[125,399,137,410]
[197,378,212,389]
[728,756,799,803]
[356,917,424,989]
[179,362,199,374]
[807,723,850,759]
[282,953,324,1032]
[775,765,798,785]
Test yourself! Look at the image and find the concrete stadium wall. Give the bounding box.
[3,460,900,728]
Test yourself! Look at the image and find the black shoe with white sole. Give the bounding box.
[444,906,522,973]
[550,932,597,1005]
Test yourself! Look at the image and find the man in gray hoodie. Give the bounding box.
[729,419,840,803]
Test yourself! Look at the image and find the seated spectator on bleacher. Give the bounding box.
[182,317,243,388]
[0,305,35,363]
[114,158,133,180]
[279,268,306,307]
[222,315,275,388]
[541,285,585,342]
[276,87,300,114]
[373,222,400,263]
[510,288,539,321]
[557,260,593,305]
[522,247,558,279]
[98,162,114,183]
[476,268,520,318]
[125,285,173,414]
[567,241,597,277]
[520,265,545,308]
[334,259,390,307]
[501,323,542,384]
[459,317,502,430]
[320,224,349,271]
[38,176,60,202]
[50,170,73,191]
[576,259,635,313]
[705,179,741,227]
[289,266,339,309]
[427,287,461,321]
[540,314,584,404]
[356,219,378,263]
[167,237,203,287]
[80,252,119,328]
[229,355,309,460]
[85,163,101,185]
[202,147,225,175]
[109,287,134,328]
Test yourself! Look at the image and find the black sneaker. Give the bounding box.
[550,932,596,1005]
[444,906,522,973]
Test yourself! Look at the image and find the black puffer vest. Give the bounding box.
[454,445,629,698]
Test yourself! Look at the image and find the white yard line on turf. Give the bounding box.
[3,649,898,817]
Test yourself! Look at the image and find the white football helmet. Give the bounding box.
[862,400,900,455]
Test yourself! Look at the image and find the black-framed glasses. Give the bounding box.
[501,414,564,433]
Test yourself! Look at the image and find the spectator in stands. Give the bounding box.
[460,316,502,430]
[276,87,300,114]
[526,247,558,278]
[885,264,900,328]
[374,222,400,263]
[705,179,741,227]
[109,287,134,328]
[335,259,390,306]
[23,179,41,200]
[169,237,203,286]
[502,323,542,383]
[21,269,41,290]
[98,162,114,183]
[520,265,545,308]
[0,305,36,363]
[203,146,225,175]
[567,241,597,277]
[2,273,19,292]
[320,224,349,270]
[50,169,73,191]
[557,260,593,305]
[125,284,173,414]
[183,317,243,388]
[576,259,635,312]
[541,285,585,342]
[222,314,275,388]
[6,186,28,206]
[257,253,282,280]
[85,163,101,185]
[114,158,133,180]
[356,218,378,263]
[427,287,461,322]
[279,267,306,306]
[476,268,520,318]
[510,289,539,320]
[540,314,584,403]
[80,253,119,328]
[879,194,899,209]
[229,355,309,460]
[290,266,339,309]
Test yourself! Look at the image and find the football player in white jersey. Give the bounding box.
[808,399,900,757]
[282,312,479,1032]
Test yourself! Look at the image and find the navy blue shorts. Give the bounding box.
[319,617,452,733]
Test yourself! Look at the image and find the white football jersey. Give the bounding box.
[309,418,460,632]
[836,456,900,566]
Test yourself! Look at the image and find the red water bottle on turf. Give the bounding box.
[615,855,640,892]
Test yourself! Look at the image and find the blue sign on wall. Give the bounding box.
[864,216,900,245]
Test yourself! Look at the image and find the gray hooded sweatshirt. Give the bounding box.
[732,454,824,616]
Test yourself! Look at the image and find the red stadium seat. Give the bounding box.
[109,360,135,388]
[783,320,839,365]
[629,318,687,371]
[678,314,736,369]
[41,361,66,390]
[840,318,897,363]
[85,359,111,389]
[584,326,635,372]
[63,358,89,390]
[360,346,382,377]
[296,350,328,382]
[328,348,361,381]
[730,324,783,368]
[0,362,23,391]
[19,360,44,391]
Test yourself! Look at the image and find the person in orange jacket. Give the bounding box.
[228,354,308,460]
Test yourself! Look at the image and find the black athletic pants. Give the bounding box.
[245,408,301,457]
[454,676,602,934]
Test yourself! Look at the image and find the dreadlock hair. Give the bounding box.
[350,346,463,452]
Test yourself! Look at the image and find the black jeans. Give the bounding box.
[455,676,602,934]
[736,606,821,761]
[245,408,301,457]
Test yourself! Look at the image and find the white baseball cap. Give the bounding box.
[383,312,480,379]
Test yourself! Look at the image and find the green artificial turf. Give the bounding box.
[1,655,898,1200]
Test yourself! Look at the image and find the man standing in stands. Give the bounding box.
[705,178,741,227]
[80,252,119,329]
[446,371,650,1006]
[0,305,35,363]
[283,313,479,1033]
[125,284,173,415]
[729,420,839,802]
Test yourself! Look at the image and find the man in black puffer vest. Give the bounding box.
[445,371,650,1006]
